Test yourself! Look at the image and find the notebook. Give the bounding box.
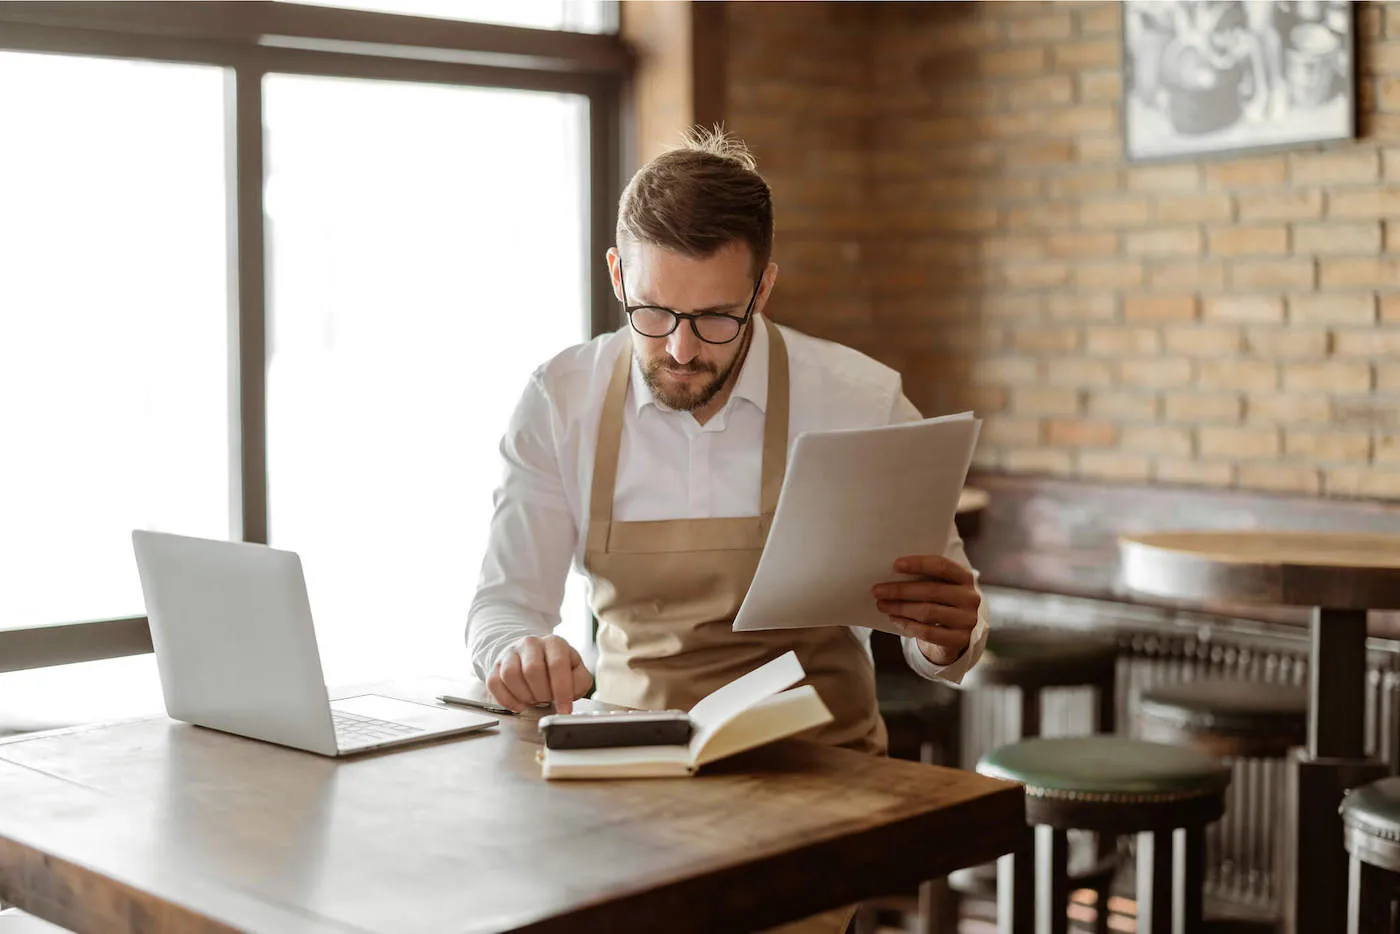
[539,652,832,780]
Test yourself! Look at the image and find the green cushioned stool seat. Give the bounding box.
[1139,679,1307,759]
[978,735,1233,934]
[979,736,1232,803]
[1341,777,1400,933]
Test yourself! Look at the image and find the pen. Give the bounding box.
[437,694,516,716]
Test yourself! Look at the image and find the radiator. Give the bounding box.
[967,587,1400,915]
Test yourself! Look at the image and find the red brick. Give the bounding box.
[978,294,1044,320]
[1245,327,1330,358]
[1007,13,1075,42]
[978,46,1051,78]
[1208,225,1289,256]
[1164,393,1243,423]
[1125,228,1203,256]
[1012,386,1080,416]
[1386,148,1400,181]
[1114,358,1194,388]
[1283,362,1373,393]
[1005,76,1075,108]
[1329,187,1400,218]
[970,356,1039,384]
[1289,293,1378,324]
[1228,259,1317,290]
[1078,197,1151,228]
[1285,431,1372,461]
[980,235,1046,261]
[1086,391,1158,420]
[1204,156,1287,189]
[1074,262,1144,289]
[1156,461,1234,487]
[1162,326,1242,355]
[1085,326,1160,354]
[1292,221,1384,255]
[1004,262,1072,289]
[1008,201,1076,228]
[1046,169,1122,197]
[1362,41,1400,75]
[1156,194,1234,224]
[1124,294,1198,321]
[1203,295,1285,324]
[1289,148,1381,184]
[1077,70,1121,104]
[1051,39,1118,70]
[1198,360,1279,392]
[1199,426,1280,459]
[1120,425,1193,457]
[1146,259,1227,291]
[1075,4,1120,36]
[1079,452,1153,482]
[1236,190,1324,222]
[1382,295,1400,323]
[1046,419,1117,447]
[1075,136,1121,163]
[1238,465,1322,495]
[1045,357,1114,386]
[1320,257,1400,288]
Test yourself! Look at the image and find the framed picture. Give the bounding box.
[1122,1,1355,162]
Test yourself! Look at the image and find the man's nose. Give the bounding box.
[667,323,700,364]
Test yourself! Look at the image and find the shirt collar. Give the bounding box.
[629,314,770,416]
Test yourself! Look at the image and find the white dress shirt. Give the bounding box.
[466,315,990,684]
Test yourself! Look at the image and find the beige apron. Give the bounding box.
[583,319,886,934]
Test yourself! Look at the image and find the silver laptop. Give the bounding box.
[131,530,497,756]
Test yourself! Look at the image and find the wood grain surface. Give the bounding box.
[0,677,1024,934]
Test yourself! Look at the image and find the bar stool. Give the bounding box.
[949,627,1122,929]
[1137,680,1308,759]
[978,736,1233,934]
[1341,776,1400,933]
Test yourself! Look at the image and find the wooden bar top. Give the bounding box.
[1120,530,1400,611]
[0,677,1025,934]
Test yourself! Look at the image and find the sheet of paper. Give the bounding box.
[731,411,982,637]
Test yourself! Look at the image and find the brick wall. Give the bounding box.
[726,1,1400,499]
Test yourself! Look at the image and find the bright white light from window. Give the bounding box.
[281,0,613,33]
[264,73,592,685]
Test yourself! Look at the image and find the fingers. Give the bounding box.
[892,554,974,586]
[872,579,981,609]
[542,636,578,715]
[517,638,552,705]
[486,666,528,713]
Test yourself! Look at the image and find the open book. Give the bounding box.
[539,652,832,780]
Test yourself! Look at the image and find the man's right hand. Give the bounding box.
[487,634,593,714]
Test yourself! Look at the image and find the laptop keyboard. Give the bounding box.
[332,710,422,746]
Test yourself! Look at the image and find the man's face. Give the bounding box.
[609,241,768,413]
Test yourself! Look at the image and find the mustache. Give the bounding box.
[649,359,716,376]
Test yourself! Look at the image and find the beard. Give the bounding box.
[641,327,751,412]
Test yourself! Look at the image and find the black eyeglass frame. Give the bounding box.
[617,261,761,345]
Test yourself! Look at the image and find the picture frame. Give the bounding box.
[1122,0,1356,162]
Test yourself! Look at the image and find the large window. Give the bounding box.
[0,3,623,713]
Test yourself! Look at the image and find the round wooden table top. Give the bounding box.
[957,487,989,515]
[1119,530,1400,610]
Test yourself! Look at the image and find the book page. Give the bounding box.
[692,685,833,767]
[540,744,692,780]
[732,412,981,636]
[685,650,806,758]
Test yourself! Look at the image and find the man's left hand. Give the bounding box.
[872,554,981,667]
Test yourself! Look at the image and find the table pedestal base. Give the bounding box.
[1280,749,1389,934]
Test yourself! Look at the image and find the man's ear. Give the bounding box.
[605,247,623,302]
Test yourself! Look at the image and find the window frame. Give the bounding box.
[0,1,630,669]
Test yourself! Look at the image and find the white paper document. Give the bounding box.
[731,411,982,636]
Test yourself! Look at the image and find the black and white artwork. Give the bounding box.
[1123,1,1354,161]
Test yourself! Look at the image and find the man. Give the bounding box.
[467,127,988,752]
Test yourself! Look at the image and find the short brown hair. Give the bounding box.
[616,126,773,277]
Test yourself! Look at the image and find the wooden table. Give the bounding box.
[1119,530,1399,934]
[0,677,1025,934]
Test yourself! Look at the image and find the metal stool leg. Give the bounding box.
[1036,825,1070,934]
[998,827,1035,934]
[1173,825,1204,934]
[1348,854,1392,934]
[1137,830,1173,934]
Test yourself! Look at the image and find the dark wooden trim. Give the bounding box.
[227,67,268,546]
[0,619,152,673]
[0,2,634,74]
[589,77,625,339]
[689,0,726,131]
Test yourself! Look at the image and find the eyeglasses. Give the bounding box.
[618,262,760,345]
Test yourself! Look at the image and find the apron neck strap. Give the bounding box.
[588,317,790,534]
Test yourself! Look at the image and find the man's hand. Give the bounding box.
[872,555,981,667]
[487,635,593,714]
